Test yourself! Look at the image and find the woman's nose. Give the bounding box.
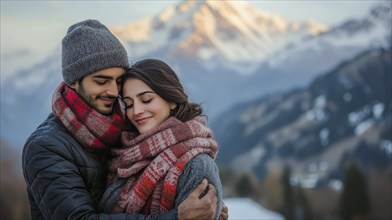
[133,102,144,115]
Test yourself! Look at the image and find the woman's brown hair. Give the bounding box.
[121,58,203,123]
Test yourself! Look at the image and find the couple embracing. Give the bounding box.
[22,19,228,220]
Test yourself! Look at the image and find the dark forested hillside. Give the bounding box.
[212,47,391,183]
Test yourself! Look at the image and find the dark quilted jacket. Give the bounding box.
[22,114,177,220]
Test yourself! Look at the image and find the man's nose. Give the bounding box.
[106,81,119,97]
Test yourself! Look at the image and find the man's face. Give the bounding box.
[70,67,125,115]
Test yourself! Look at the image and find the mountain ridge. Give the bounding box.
[110,0,328,73]
[212,47,391,186]
[1,0,389,150]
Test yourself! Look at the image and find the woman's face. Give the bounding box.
[122,78,175,134]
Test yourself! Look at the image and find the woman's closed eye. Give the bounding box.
[142,98,153,104]
[124,98,152,109]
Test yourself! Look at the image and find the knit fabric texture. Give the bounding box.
[62,19,129,84]
[104,116,219,214]
[52,82,125,155]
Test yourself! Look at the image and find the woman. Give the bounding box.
[100,58,223,219]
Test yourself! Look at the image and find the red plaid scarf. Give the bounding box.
[107,116,218,214]
[52,82,125,156]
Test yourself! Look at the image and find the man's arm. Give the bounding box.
[219,202,228,220]
[178,179,218,220]
[176,154,224,219]
[22,139,177,220]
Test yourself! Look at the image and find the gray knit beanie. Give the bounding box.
[62,19,129,84]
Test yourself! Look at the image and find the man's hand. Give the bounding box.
[178,179,218,220]
[219,202,228,220]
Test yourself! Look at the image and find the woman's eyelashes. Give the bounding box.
[142,98,153,104]
[124,98,153,109]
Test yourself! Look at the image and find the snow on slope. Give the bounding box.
[225,198,285,220]
[266,1,391,72]
[110,0,328,74]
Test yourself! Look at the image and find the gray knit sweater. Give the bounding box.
[100,154,222,219]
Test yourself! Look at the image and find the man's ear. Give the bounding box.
[69,81,78,90]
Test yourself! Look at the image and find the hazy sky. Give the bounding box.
[0,0,381,67]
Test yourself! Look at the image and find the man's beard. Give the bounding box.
[77,84,115,115]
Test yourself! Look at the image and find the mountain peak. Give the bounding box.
[181,0,250,11]
[111,0,328,71]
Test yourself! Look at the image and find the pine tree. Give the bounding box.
[281,165,295,220]
[296,185,313,220]
[339,160,371,220]
[235,173,255,198]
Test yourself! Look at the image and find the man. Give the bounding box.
[22,19,228,220]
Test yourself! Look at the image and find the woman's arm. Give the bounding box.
[175,154,223,220]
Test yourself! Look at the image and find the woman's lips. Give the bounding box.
[135,117,151,125]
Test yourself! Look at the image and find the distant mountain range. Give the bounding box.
[212,47,391,187]
[111,0,328,72]
[1,0,390,152]
[109,0,332,119]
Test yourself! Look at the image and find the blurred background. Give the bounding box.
[1,0,391,219]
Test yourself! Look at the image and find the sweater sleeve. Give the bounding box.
[175,154,223,220]
[22,136,177,220]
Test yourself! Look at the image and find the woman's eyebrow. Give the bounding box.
[136,91,154,97]
[122,91,154,100]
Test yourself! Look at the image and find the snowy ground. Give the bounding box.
[225,198,285,220]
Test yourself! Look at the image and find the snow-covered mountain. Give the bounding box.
[111,0,328,74]
[1,0,390,150]
[212,47,391,186]
[1,47,62,147]
[258,0,392,80]
[110,0,391,118]
[238,1,392,109]
[1,49,35,81]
